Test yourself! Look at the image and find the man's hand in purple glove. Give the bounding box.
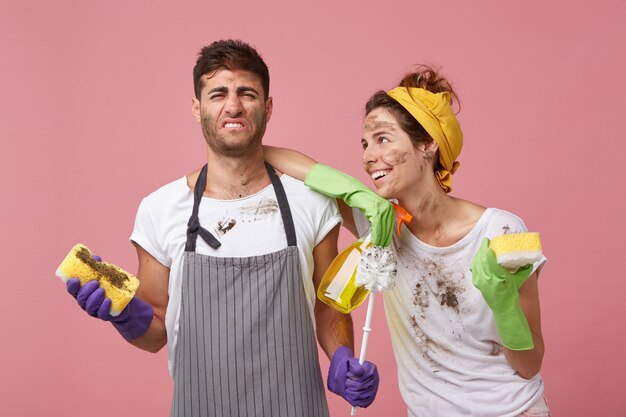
[327,346,380,408]
[66,256,154,341]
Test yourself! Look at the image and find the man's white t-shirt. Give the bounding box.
[355,207,547,417]
[130,174,341,377]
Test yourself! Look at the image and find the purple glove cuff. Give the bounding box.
[328,346,353,395]
[67,277,153,341]
[110,297,154,340]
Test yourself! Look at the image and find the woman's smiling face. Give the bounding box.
[361,107,433,199]
[361,107,419,198]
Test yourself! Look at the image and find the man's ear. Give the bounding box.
[191,97,201,122]
[264,96,273,123]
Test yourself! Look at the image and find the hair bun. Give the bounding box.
[400,65,460,112]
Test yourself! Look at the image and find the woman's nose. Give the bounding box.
[362,145,377,164]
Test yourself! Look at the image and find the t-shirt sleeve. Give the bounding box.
[129,198,170,267]
[314,197,342,247]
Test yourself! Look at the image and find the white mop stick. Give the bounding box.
[351,291,376,416]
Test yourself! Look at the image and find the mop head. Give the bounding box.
[489,232,543,272]
[356,245,397,292]
[56,243,139,316]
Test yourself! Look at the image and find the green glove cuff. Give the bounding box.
[304,164,394,247]
[305,163,357,198]
[491,299,534,350]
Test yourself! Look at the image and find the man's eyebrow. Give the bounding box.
[236,86,260,95]
[207,86,228,95]
[207,86,260,96]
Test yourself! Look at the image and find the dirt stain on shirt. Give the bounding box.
[239,197,279,221]
[408,254,465,316]
[409,315,451,370]
[490,341,503,356]
[437,279,461,314]
[215,218,237,236]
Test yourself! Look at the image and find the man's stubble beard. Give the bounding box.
[201,112,267,158]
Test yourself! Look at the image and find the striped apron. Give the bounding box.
[171,163,329,417]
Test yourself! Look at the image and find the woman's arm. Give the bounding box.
[503,272,544,379]
[263,145,317,181]
[263,145,359,237]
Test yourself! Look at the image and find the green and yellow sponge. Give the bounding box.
[489,232,543,271]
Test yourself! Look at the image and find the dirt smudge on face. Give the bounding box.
[381,149,409,166]
[364,114,397,132]
[423,149,435,164]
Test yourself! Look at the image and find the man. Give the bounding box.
[65,39,380,417]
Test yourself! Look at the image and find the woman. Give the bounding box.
[265,66,549,417]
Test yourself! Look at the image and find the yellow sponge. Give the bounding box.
[56,244,139,316]
[489,233,543,271]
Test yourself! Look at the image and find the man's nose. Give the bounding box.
[224,94,243,116]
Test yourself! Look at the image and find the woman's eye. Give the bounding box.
[379,136,389,143]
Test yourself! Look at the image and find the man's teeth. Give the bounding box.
[371,170,389,179]
[224,122,243,128]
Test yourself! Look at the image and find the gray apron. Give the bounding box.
[171,163,329,417]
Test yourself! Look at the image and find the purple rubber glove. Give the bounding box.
[327,346,380,408]
[66,256,153,341]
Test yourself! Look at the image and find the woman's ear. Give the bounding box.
[424,138,438,154]
[417,138,438,157]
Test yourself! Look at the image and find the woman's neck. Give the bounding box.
[397,187,484,247]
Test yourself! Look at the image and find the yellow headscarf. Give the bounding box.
[387,87,463,193]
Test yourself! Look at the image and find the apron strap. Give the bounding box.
[185,162,297,252]
[265,162,297,247]
[185,164,221,251]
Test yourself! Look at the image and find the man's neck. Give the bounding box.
[199,147,271,200]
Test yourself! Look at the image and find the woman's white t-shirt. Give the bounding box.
[354,207,547,417]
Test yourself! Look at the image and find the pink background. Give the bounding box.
[1,0,624,415]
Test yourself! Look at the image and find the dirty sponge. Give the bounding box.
[489,233,543,271]
[56,244,139,316]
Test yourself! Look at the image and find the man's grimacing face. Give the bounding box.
[192,69,272,157]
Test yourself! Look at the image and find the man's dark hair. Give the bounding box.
[193,39,270,100]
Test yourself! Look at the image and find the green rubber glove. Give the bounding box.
[470,238,535,351]
[304,163,394,247]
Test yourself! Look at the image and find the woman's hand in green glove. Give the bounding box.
[305,164,394,247]
[470,238,534,350]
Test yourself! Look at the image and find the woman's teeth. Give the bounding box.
[371,170,389,180]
